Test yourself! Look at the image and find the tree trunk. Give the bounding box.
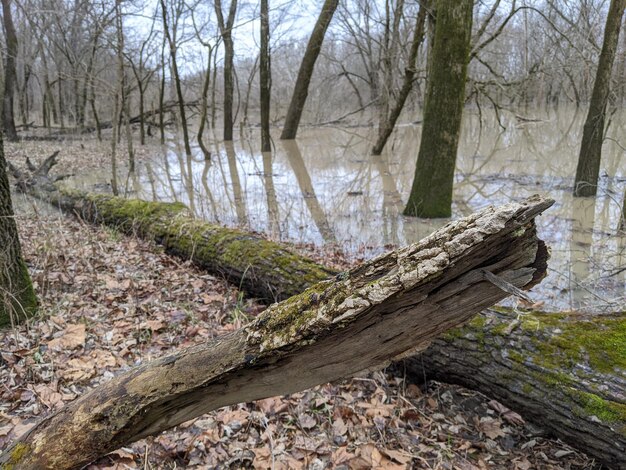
[0,193,552,470]
[159,38,167,145]
[215,0,238,142]
[10,155,331,303]
[260,0,271,152]
[404,308,626,469]
[197,47,213,160]
[280,0,339,140]
[573,0,626,197]
[1,0,19,141]
[404,0,473,218]
[160,0,192,157]
[0,134,37,326]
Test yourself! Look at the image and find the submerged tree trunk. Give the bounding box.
[0,134,37,327]
[404,0,473,218]
[0,191,551,470]
[1,0,19,141]
[280,0,339,140]
[573,0,626,197]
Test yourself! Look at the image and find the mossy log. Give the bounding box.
[7,154,333,303]
[0,193,551,469]
[404,308,626,469]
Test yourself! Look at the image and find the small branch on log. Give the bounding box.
[0,193,552,469]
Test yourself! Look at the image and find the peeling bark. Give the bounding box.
[0,189,552,469]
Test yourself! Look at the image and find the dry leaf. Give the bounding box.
[477,417,505,439]
[47,323,86,350]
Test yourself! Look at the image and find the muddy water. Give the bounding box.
[70,107,626,312]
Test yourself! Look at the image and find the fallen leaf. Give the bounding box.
[47,323,86,350]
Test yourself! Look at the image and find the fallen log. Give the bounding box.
[61,100,200,135]
[7,154,333,303]
[405,308,626,469]
[8,155,625,468]
[0,193,551,469]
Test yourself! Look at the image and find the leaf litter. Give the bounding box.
[0,162,597,469]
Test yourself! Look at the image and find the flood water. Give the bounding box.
[70,107,626,313]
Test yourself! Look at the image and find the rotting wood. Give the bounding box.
[0,186,551,469]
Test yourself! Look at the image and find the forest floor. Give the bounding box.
[0,139,598,469]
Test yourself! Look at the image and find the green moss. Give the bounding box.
[0,259,38,328]
[507,350,525,364]
[252,279,353,349]
[468,315,487,328]
[2,442,30,469]
[89,195,188,230]
[571,389,626,427]
[523,312,626,373]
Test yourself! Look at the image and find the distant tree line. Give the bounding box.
[0,0,623,143]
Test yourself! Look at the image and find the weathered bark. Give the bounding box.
[0,193,552,470]
[404,0,473,218]
[573,0,626,197]
[1,0,19,141]
[0,134,37,327]
[280,0,339,140]
[405,308,626,469]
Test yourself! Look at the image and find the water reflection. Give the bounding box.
[282,140,336,243]
[68,107,626,312]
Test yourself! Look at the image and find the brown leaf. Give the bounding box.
[47,323,86,350]
[477,417,505,440]
[298,413,317,429]
[59,358,95,382]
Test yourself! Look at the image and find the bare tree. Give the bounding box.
[280,0,339,140]
[127,14,158,146]
[260,0,271,151]
[161,0,192,156]
[1,0,19,140]
[215,0,238,141]
[372,3,428,155]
